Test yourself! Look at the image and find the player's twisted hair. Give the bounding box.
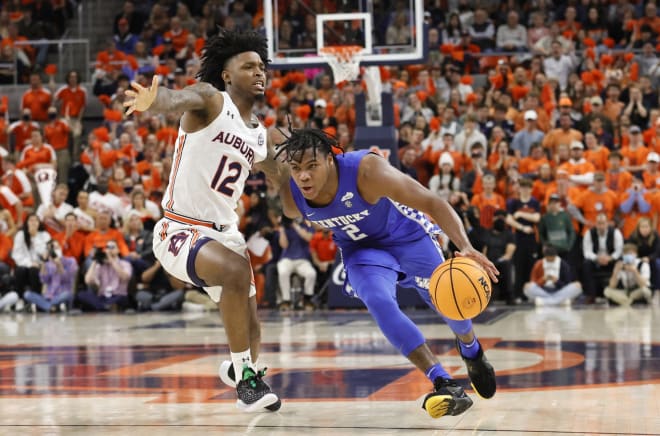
[274,123,343,163]
[196,28,269,91]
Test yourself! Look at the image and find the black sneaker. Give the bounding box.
[235,364,281,412]
[422,378,473,418]
[456,338,497,399]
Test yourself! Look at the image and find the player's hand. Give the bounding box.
[454,247,500,283]
[123,75,159,115]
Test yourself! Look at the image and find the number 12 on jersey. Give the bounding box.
[210,155,242,196]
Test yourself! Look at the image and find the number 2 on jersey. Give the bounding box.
[342,223,367,241]
[210,155,242,196]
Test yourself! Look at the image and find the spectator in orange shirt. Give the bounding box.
[83,209,129,260]
[551,142,571,169]
[470,173,506,229]
[583,131,610,172]
[487,139,518,176]
[619,178,653,239]
[1,156,33,209]
[17,130,56,172]
[531,163,554,208]
[53,212,86,264]
[603,84,624,124]
[645,113,660,148]
[163,16,189,53]
[95,38,127,73]
[519,142,550,178]
[642,152,660,191]
[54,70,86,159]
[558,141,596,187]
[8,109,40,153]
[21,72,52,122]
[514,94,551,133]
[602,151,626,188]
[621,125,650,176]
[460,143,490,198]
[44,107,71,182]
[542,113,583,155]
[636,2,660,37]
[573,171,619,228]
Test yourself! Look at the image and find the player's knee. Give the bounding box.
[360,290,396,312]
[201,260,251,292]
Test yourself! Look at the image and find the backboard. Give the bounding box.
[264,0,426,68]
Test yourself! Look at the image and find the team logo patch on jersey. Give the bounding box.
[341,192,354,208]
[258,133,265,147]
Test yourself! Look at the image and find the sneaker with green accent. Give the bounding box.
[421,378,473,419]
[234,364,281,412]
[456,338,497,399]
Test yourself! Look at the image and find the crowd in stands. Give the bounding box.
[1,0,660,314]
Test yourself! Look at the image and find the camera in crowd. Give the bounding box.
[93,248,107,264]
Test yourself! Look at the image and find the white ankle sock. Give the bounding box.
[231,349,254,380]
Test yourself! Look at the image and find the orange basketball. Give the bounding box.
[429,257,492,320]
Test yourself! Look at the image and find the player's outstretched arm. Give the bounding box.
[357,153,499,282]
[123,76,218,115]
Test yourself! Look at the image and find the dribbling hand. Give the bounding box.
[454,247,500,283]
[123,75,159,115]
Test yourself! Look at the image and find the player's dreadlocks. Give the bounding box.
[196,28,269,91]
[274,124,343,163]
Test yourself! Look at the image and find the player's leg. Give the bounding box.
[190,239,279,412]
[348,262,472,418]
[219,294,262,384]
[397,236,497,399]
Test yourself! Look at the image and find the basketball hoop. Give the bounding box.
[319,45,365,84]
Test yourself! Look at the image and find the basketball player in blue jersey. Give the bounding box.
[275,127,499,418]
[123,29,282,412]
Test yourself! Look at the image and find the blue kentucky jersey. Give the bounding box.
[289,150,441,249]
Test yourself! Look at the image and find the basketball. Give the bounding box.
[429,257,492,320]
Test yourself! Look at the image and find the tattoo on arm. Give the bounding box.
[150,83,216,114]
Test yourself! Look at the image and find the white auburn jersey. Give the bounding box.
[161,91,268,227]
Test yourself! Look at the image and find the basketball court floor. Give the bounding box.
[0,304,658,435]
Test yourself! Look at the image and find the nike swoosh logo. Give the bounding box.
[307,212,316,217]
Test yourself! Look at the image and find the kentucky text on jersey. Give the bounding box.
[310,210,370,228]
[212,131,255,166]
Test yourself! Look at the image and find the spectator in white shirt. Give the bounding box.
[454,114,487,155]
[543,40,577,90]
[11,214,51,303]
[496,11,528,51]
[36,183,74,234]
[89,176,123,224]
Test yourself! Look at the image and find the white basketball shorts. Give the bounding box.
[153,215,256,302]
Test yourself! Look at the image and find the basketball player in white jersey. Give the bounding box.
[123,29,281,412]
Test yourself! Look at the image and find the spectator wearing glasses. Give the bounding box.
[78,240,132,312]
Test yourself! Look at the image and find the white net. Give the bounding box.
[319,46,365,84]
